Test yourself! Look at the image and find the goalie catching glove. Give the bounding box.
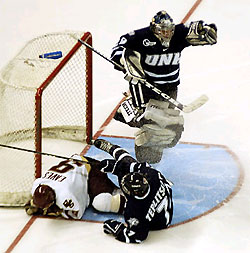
[186,21,217,45]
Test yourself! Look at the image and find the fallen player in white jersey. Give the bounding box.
[25,154,125,219]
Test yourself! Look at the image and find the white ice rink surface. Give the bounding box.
[1,0,250,252]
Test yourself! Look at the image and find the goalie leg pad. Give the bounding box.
[144,99,184,128]
[135,123,184,149]
[135,124,176,147]
[144,110,184,128]
[166,125,184,148]
[134,98,184,148]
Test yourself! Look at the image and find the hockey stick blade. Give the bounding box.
[182,94,209,113]
[122,49,209,113]
[142,80,208,113]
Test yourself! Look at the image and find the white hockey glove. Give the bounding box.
[186,21,217,45]
[135,99,184,149]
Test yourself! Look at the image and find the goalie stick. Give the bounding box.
[72,34,208,113]
[70,34,124,71]
[122,49,208,113]
[0,143,91,165]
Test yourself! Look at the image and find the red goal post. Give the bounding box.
[0,31,93,206]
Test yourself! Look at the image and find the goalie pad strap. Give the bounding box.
[120,98,138,123]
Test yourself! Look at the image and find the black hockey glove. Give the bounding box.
[103,219,125,236]
[24,200,43,216]
[25,199,62,217]
[45,203,63,217]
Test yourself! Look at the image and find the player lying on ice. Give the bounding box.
[93,139,173,244]
[111,10,217,163]
[25,154,125,219]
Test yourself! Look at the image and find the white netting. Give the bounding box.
[0,31,92,206]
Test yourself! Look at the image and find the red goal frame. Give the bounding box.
[34,32,93,178]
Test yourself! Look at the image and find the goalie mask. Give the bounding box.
[121,172,150,199]
[150,10,175,47]
[33,184,56,209]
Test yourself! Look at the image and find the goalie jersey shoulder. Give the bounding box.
[115,24,190,53]
[118,26,162,53]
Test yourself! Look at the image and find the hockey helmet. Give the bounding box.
[121,172,150,199]
[150,10,175,47]
[33,184,56,209]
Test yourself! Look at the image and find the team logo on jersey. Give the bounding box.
[63,199,74,208]
[127,217,139,227]
[143,39,156,47]
[145,52,181,66]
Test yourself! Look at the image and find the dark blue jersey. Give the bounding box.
[111,24,190,88]
[100,149,173,243]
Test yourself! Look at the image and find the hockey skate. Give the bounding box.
[93,139,113,153]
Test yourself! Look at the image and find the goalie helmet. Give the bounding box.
[33,184,56,209]
[121,172,150,199]
[150,10,175,47]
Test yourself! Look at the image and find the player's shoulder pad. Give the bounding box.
[175,23,190,35]
[127,27,150,39]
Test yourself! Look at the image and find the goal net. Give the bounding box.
[0,31,93,206]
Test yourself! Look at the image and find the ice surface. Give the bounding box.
[1,0,250,252]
